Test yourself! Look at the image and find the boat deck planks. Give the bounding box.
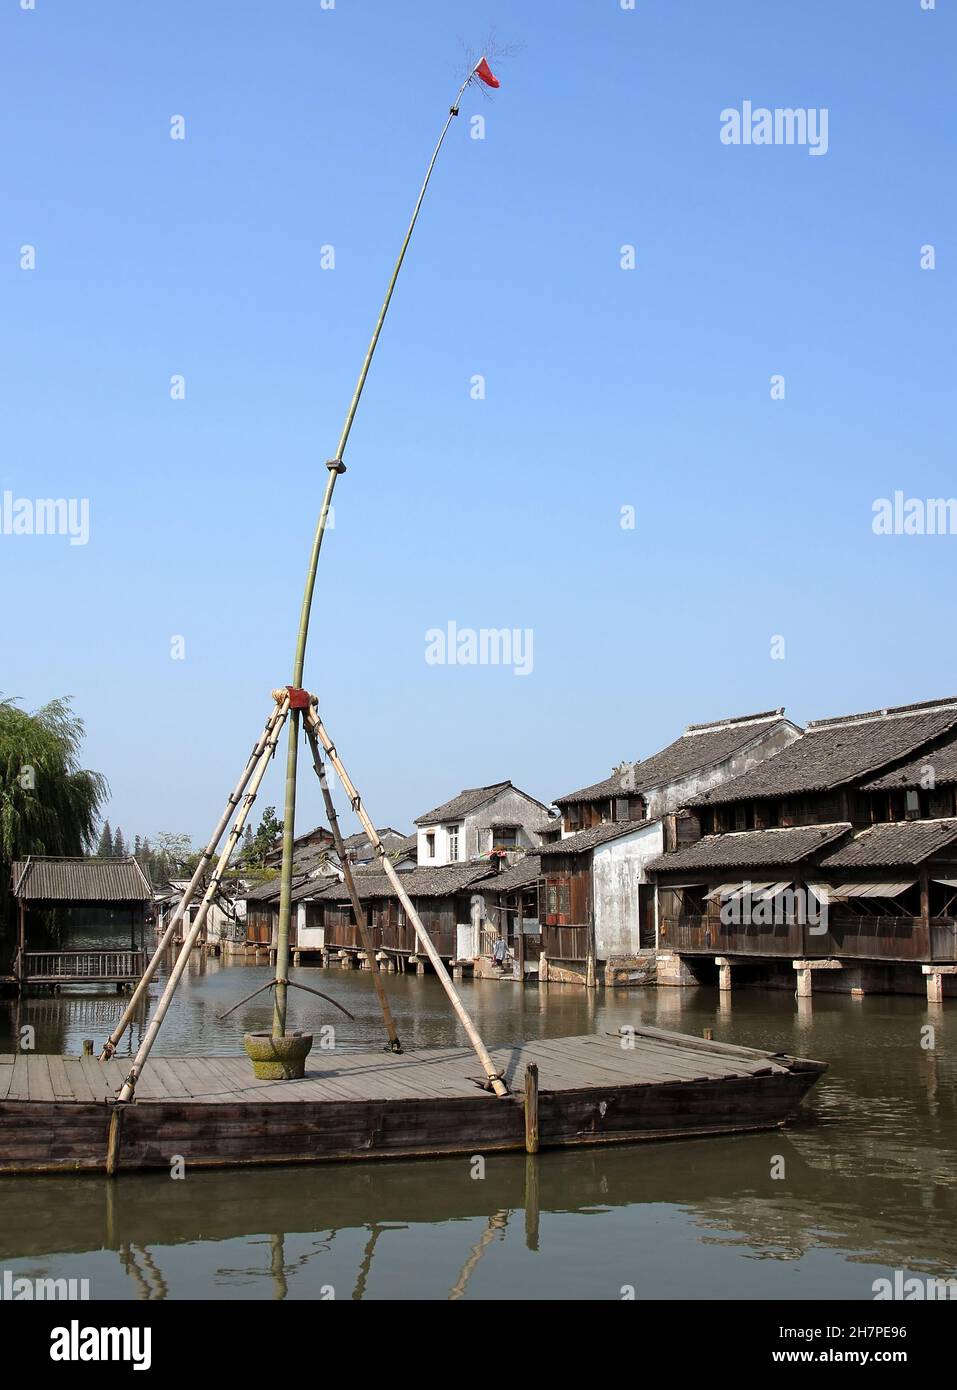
[0,1028,826,1175]
[0,1034,790,1104]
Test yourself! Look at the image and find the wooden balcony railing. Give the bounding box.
[659,915,957,964]
[20,950,145,983]
[479,925,499,958]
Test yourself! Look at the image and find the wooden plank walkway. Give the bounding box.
[0,1030,792,1105]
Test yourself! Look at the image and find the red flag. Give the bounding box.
[474,56,500,89]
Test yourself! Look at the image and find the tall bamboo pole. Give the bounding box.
[304,705,508,1097]
[101,698,288,1059]
[303,726,401,1050]
[117,700,290,1101]
[272,67,480,1039]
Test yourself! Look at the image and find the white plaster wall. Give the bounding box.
[593,821,664,958]
[642,722,801,819]
[417,826,442,864]
[466,787,546,858]
[296,901,325,949]
[418,787,546,865]
[417,822,463,865]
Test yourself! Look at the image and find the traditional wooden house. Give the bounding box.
[414,781,549,866]
[535,822,666,986]
[243,877,284,951]
[478,854,543,977]
[312,862,497,967]
[263,824,334,869]
[155,877,240,949]
[553,709,800,834]
[9,856,152,991]
[338,828,414,866]
[527,710,802,985]
[649,696,957,999]
[241,823,415,959]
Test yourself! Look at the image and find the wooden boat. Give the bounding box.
[0,1025,825,1176]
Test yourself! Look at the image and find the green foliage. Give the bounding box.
[137,831,194,887]
[96,820,113,858]
[243,806,283,870]
[0,696,108,922]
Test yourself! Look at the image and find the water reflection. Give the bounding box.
[1,960,955,1299]
[1,1126,954,1300]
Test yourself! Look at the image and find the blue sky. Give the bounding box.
[2,0,954,845]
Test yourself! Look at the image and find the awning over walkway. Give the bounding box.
[824,881,916,901]
[704,881,783,903]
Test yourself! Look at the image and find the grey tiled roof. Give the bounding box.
[555,710,790,805]
[244,876,286,903]
[535,818,563,837]
[339,827,408,853]
[863,731,957,791]
[388,834,418,858]
[691,699,957,805]
[12,857,152,902]
[819,819,957,868]
[647,823,851,872]
[487,855,542,893]
[539,822,651,857]
[314,862,495,902]
[414,782,513,825]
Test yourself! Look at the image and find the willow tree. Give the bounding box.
[0,697,108,927]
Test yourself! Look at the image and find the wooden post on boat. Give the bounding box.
[100,696,290,1060]
[304,703,509,1098]
[303,725,402,1052]
[105,1105,124,1177]
[115,700,290,1102]
[524,1063,540,1154]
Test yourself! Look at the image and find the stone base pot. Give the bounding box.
[243,1031,313,1080]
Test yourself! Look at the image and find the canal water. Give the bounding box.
[1,958,955,1300]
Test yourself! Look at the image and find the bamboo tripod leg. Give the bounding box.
[304,705,508,1097]
[116,700,290,1103]
[100,697,287,1060]
[303,726,402,1052]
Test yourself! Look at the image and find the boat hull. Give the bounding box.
[0,1033,826,1175]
